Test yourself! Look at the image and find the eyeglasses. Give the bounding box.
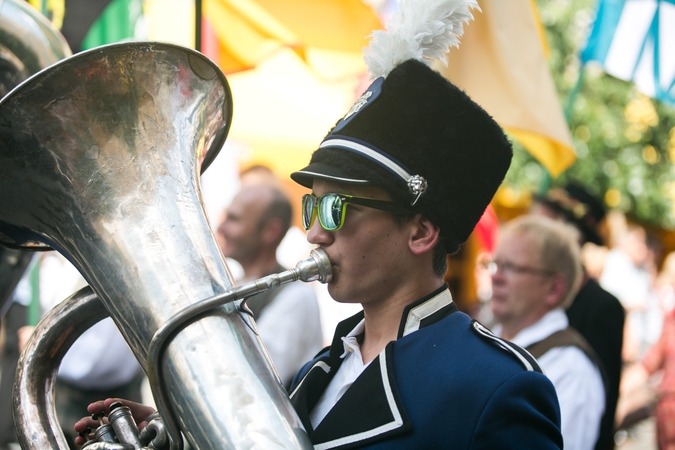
[483,259,555,277]
[302,193,412,232]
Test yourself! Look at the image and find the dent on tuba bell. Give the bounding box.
[0,41,327,449]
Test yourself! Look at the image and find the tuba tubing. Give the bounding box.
[13,286,106,449]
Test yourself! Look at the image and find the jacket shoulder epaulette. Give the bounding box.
[471,320,543,374]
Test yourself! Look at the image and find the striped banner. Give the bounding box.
[581,0,675,106]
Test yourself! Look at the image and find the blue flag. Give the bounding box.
[581,0,675,106]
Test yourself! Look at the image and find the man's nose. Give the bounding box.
[490,269,505,285]
[307,220,334,246]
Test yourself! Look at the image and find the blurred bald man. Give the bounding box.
[217,184,322,388]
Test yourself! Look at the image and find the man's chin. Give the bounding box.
[489,302,506,321]
[326,281,359,305]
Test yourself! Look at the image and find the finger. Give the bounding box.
[73,426,93,446]
[74,416,100,433]
[74,432,88,446]
[86,400,110,415]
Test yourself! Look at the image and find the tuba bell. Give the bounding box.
[0,41,322,449]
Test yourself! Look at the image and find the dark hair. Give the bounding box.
[259,188,293,241]
[432,240,448,277]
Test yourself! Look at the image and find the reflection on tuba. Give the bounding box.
[0,41,322,449]
[0,0,72,318]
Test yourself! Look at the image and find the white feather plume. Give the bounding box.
[364,0,480,79]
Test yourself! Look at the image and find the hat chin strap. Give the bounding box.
[320,136,427,205]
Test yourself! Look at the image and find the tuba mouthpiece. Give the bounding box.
[294,248,332,284]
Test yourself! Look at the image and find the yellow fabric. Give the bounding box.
[252,0,380,51]
[204,0,297,73]
[201,0,378,173]
[530,0,550,59]
[441,0,575,177]
[144,0,378,76]
[505,127,576,178]
[203,0,380,76]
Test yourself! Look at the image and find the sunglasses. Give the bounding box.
[302,193,412,231]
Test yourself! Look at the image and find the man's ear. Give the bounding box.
[545,274,569,308]
[261,218,283,245]
[409,214,440,255]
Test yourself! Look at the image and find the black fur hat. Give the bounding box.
[291,0,512,254]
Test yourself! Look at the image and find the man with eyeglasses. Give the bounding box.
[490,215,605,450]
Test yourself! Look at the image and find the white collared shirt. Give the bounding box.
[309,319,371,428]
[495,308,605,450]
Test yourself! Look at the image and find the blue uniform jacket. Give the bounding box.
[289,287,563,449]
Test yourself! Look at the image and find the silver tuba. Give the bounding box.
[0,41,323,449]
[0,0,72,318]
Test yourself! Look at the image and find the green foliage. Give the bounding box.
[504,0,675,228]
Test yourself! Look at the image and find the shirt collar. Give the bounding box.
[327,285,457,359]
[337,285,455,358]
[340,319,366,359]
[397,285,456,338]
[503,307,569,348]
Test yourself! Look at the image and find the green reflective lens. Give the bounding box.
[319,194,343,231]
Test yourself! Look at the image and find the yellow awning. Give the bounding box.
[145,0,380,78]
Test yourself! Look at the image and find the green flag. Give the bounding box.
[81,0,143,50]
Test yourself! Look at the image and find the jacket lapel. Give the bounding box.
[309,345,411,449]
[290,313,364,432]
[290,358,335,433]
